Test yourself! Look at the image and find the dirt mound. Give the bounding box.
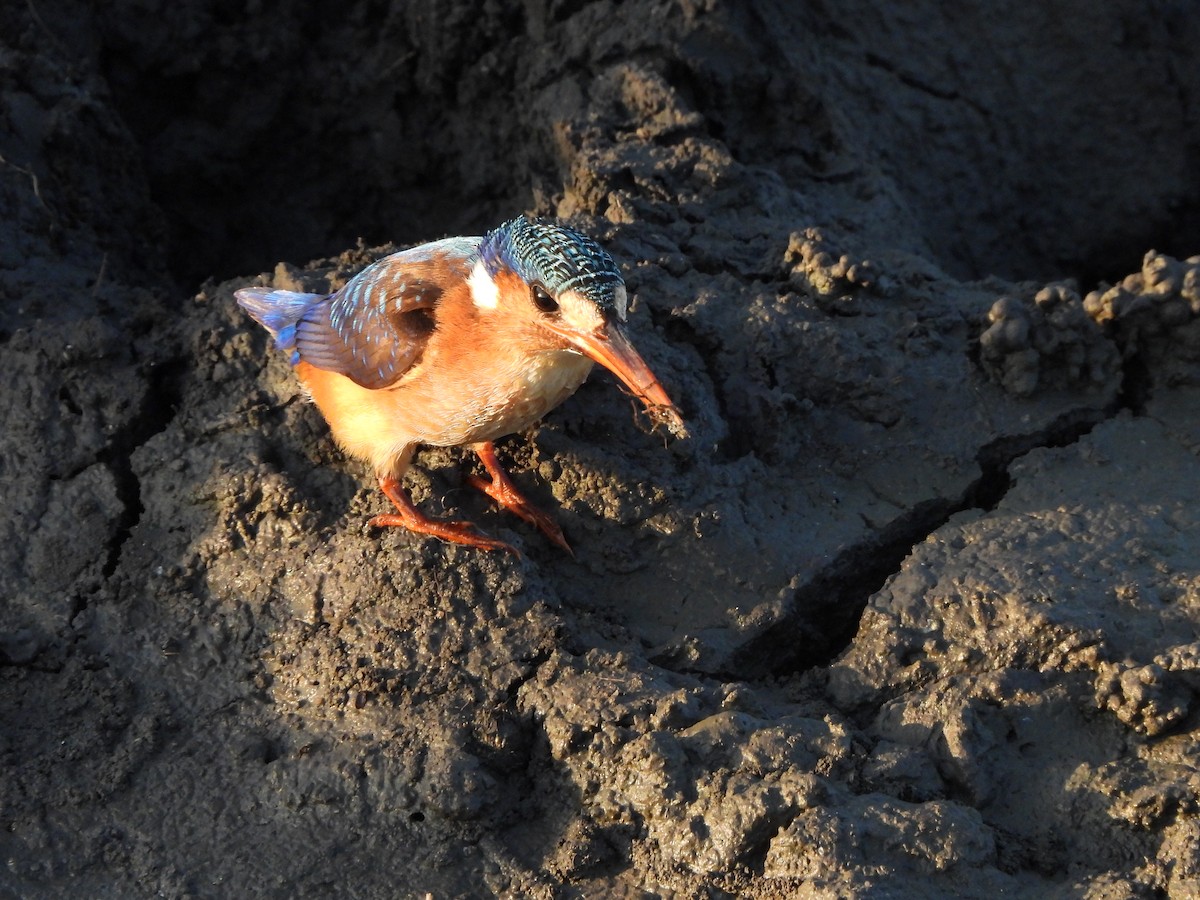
[3,2,1200,896]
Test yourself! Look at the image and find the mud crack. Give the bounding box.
[728,406,1112,679]
[96,356,187,585]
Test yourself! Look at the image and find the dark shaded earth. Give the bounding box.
[3,2,1200,897]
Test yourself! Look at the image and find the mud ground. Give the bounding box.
[3,1,1200,897]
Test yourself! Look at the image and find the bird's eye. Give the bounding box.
[531,285,559,314]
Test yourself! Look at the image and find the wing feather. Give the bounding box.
[291,236,480,389]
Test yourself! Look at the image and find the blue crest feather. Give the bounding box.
[481,217,623,311]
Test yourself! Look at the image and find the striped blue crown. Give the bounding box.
[481,217,623,311]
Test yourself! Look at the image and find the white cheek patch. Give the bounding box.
[468,260,499,310]
[612,283,628,322]
[559,289,606,333]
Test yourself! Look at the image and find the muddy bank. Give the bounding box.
[3,1,1200,897]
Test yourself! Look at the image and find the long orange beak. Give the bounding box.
[551,320,687,439]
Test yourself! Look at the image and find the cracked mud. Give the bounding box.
[3,2,1200,897]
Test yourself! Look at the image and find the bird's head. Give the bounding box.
[472,217,686,438]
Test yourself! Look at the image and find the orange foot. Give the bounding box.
[370,474,519,555]
[466,441,573,555]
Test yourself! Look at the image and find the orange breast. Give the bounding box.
[292,277,598,476]
[296,361,413,474]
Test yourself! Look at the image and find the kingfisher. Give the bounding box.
[236,216,686,555]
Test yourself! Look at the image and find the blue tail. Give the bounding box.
[235,287,327,365]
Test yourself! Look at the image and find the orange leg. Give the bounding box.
[466,442,573,555]
[369,474,518,556]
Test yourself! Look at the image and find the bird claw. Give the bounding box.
[369,512,520,556]
[468,442,574,556]
[465,474,574,556]
[372,473,520,555]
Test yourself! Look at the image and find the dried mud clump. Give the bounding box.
[978,284,1120,397]
[1084,251,1200,388]
[784,228,890,305]
[1095,659,1191,737]
[978,252,1200,399]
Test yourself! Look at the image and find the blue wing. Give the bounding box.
[236,236,480,389]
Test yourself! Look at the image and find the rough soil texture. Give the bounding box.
[3,1,1200,897]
